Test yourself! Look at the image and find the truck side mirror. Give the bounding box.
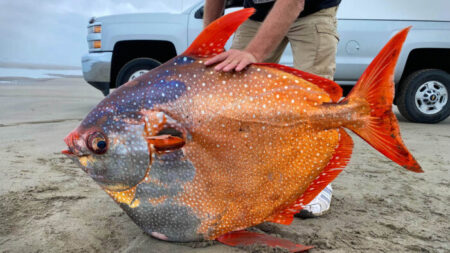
[194,0,244,19]
[195,6,204,19]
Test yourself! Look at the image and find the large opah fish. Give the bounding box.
[63,8,422,250]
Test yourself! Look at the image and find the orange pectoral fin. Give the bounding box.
[147,135,185,151]
[141,110,188,152]
[217,230,313,252]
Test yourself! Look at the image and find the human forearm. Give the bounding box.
[204,0,226,28]
[204,0,305,72]
[246,0,305,61]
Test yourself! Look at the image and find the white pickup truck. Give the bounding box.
[82,0,450,123]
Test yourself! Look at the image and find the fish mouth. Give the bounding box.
[61,149,90,172]
[62,150,108,182]
[63,130,86,156]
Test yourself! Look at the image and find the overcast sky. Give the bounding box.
[0,0,200,67]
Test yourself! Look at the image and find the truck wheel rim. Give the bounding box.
[129,70,149,81]
[415,81,448,115]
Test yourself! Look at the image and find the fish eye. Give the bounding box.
[87,132,108,154]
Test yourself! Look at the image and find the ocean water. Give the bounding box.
[0,67,82,79]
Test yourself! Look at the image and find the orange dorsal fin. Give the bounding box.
[183,8,255,58]
[266,128,353,225]
[342,27,422,173]
[254,63,343,102]
[217,230,313,252]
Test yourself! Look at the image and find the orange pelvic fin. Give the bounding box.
[217,230,313,252]
[266,128,353,224]
[255,63,343,102]
[183,8,255,58]
[343,27,422,173]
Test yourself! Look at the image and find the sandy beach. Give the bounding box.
[0,77,449,252]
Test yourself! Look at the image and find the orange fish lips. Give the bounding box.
[62,130,84,156]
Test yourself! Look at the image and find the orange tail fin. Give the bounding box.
[343,27,422,173]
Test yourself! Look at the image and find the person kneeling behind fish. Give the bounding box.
[204,0,341,217]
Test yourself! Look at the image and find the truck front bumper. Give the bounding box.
[81,52,112,95]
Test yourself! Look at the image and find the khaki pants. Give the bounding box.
[231,7,339,80]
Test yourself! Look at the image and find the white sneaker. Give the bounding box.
[295,184,332,218]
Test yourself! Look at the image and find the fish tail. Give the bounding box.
[343,27,423,173]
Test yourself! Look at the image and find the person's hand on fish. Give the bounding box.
[205,49,258,72]
[203,0,305,72]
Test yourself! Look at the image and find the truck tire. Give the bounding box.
[397,69,450,123]
[115,58,161,87]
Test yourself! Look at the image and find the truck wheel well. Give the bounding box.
[111,40,177,87]
[400,48,450,83]
[395,48,450,104]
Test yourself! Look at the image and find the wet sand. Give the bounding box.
[0,77,449,252]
